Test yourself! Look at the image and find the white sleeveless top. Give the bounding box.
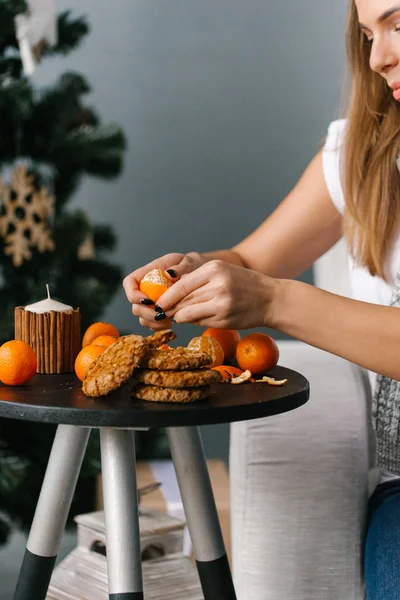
[322,120,400,483]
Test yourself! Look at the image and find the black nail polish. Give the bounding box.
[155,312,167,321]
[166,269,177,278]
[140,298,154,305]
[154,304,163,312]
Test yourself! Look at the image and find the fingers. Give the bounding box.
[154,262,214,312]
[138,316,174,331]
[127,258,232,330]
[163,252,205,282]
[131,301,174,331]
[174,300,218,327]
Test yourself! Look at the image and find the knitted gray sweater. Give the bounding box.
[373,270,400,475]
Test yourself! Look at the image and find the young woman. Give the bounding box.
[124,1,400,596]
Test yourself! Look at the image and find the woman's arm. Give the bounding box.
[273,279,400,380]
[126,150,343,329]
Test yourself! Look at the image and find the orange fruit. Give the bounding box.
[0,340,37,386]
[236,332,279,375]
[82,322,120,348]
[212,365,243,382]
[202,328,241,360]
[74,344,105,382]
[187,336,224,368]
[92,335,118,348]
[139,268,172,303]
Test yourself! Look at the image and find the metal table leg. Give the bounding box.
[167,426,237,600]
[13,425,90,600]
[100,428,143,600]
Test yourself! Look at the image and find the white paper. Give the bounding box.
[15,0,57,76]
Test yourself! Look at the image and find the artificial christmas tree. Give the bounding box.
[0,1,170,548]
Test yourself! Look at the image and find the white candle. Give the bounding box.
[25,284,73,313]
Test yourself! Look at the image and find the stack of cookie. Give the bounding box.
[131,329,221,403]
[82,330,222,402]
[132,346,221,403]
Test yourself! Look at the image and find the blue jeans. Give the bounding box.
[364,479,400,599]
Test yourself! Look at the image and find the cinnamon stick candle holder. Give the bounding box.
[14,306,81,374]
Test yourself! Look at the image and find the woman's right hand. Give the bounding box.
[123,251,206,329]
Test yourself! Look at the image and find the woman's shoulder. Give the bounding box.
[321,119,347,214]
[323,119,347,153]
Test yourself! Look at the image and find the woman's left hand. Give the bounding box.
[145,259,279,331]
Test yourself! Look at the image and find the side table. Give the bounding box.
[0,365,309,600]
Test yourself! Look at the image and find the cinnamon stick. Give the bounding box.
[75,309,81,361]
[19,309,24,342]
[63,313,70,372]
[44,313,50,374]
[50,311,56,372]
[30,311,36,358]
[68,312,75,371]
[23,310,30,345]
[38,314,44,373]
[57,312,63,373]
[14,307,23,340]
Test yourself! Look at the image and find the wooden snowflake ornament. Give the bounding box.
[0,165,55,267]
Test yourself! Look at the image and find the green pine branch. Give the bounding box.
[0,420,100,532]
[0,3,169,547]
[0,77,33,161]
[0,0,27,50]
[41,11,89,58]
[0,448,29,496]
[1,7,89,62]
[59,124,126,176]
[93,224,118,253]
[0,57,23,79]
[21,73,125,203]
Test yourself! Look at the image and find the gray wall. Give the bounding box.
[33,0,347,462]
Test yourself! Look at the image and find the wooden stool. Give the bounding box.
[0,367,309,600]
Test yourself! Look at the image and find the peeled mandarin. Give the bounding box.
[202,328,241,360]
[139,268,172,303]
[187,336,224,368]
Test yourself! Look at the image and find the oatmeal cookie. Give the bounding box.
[145,329,176,349]
[83,334,147,397]
[141,347,212,370]
[133,368,221,388]
[133,383,211,403]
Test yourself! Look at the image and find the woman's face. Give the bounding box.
[356,0,400,99]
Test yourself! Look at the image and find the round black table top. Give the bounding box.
[0,365,309,428]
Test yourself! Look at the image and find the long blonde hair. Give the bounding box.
[343,1,400,279]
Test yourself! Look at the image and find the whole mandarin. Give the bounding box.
[0,340,37,386]
[82,322,119,348]
[236,332,279,375]
[75,344,105,382]
[91,335,118,348]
